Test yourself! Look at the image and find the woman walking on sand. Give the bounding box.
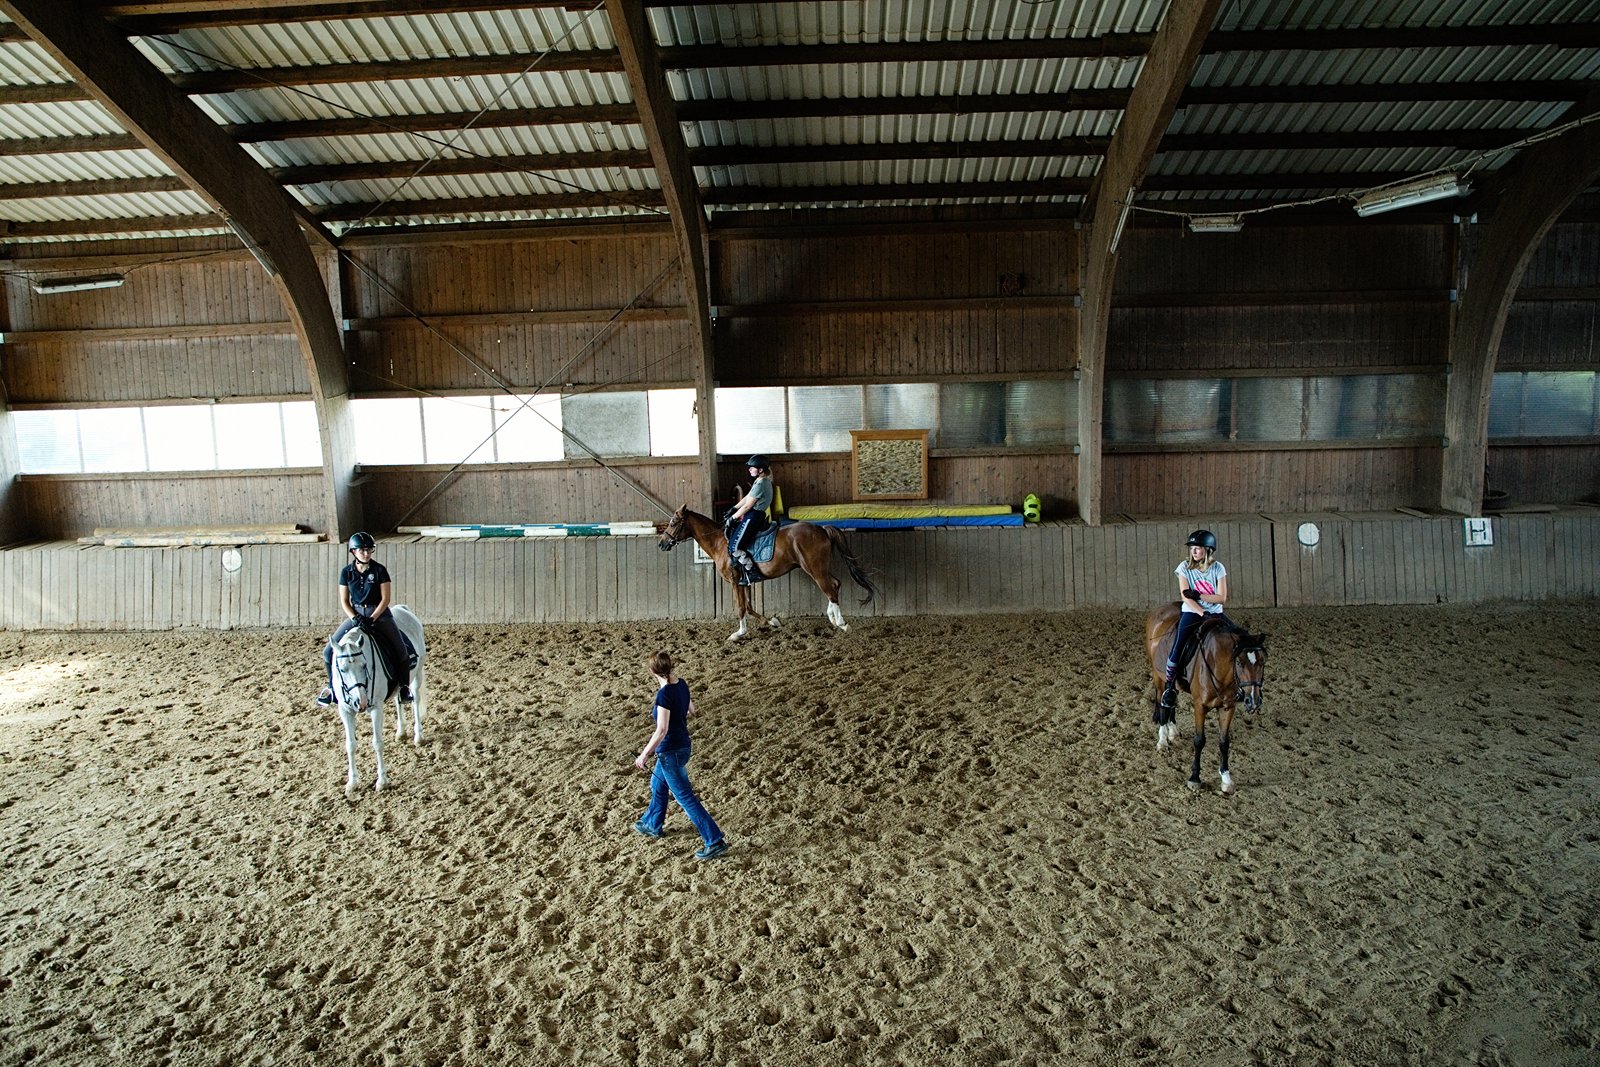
[632,650,731,861]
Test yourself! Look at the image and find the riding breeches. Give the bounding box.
[324,612,411,686]
[1165,611,1204,681]
[729,513,768,559]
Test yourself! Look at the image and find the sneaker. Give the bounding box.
[694,839,730,861]
[314,687,335,707]
[1158,684,1177,711]
[398,685,413,702]
[633,819,662,839]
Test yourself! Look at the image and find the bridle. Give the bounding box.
[1196,634,1266,712]
[332,630,377,712]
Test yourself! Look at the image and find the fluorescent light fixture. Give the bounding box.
[30,274,125,294]
[1353,173,1470,217]
[1189,214,1243,233]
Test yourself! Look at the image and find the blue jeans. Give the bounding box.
[640,748,723,846]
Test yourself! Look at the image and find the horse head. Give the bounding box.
[331,623,378,713]
[658,506,690,552]
[1232,631,1267,714]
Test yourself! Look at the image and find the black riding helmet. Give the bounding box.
[745,454,772,472]
[348,531,377,552]
[1186,529,1217,550]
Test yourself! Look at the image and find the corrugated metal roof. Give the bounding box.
[0,1,1593,244]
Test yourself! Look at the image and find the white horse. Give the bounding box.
[329,604,427,793]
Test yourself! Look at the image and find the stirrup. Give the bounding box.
[1159,684,1177,710]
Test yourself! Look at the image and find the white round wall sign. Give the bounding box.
[1296,521,1321,548]
[221,548,243,573]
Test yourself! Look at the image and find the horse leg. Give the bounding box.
[410,662,425,746]
[340,704,360,793]
[370,701,388,791]
[727,582,751,642]
[800,552,847,631]
[1151,677,1171,750]
[1188,707,1206,791]
[1218,704,1235,795]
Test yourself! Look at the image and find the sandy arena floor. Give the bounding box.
[1,602,1597,1066]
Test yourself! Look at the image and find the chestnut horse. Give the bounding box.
[658,507,877,641]
[1143,603,1267,794]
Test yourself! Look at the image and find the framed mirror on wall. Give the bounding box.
[850,429,929,501]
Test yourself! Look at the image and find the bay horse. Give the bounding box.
[1143,603,1266,794]
[329,604,427,793]
[657,507,878,641]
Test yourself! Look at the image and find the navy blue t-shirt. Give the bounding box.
[651,679,692,753]
[340,560,392,615]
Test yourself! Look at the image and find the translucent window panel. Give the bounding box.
[562,391,648,459]
[12,409,82,473]
[1233,378,1307,441]
[78,407,146,472]
[1005,380,1077,446]
[787,385,861,452]
[146,405,218,470]
[490,394,563,462]
[422,395,495,464]
[354,398,423,465]
[938,381,1009,447]
[1490,371,1597,437]
[648,388,699,456]
[215,403,287,469]
[282,402,322,467]
[866,383,937,430]
[1105,379,1225,444]
[714,387,787,456]
[1325,374,1446,440]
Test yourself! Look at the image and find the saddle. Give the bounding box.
[747,523,779,564]
[354,614,417,698]
[1172,615,1233,686]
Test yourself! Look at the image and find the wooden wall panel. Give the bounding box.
[1103,447,1442,517]
[3,336,308,404]
[1107,303,1450,374]
[14,471,327,541]
[1487,445,1600,506]
[1115,223,1452,296]
[1498,301,1600,368]
[357,460,707,531]
[716,229,1076,305]
[346,319,697,394]
[5,512,1596,631]
[738,454,1077,517]
[715,308,1077,383]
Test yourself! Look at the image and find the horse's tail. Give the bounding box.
[825,526,878,604]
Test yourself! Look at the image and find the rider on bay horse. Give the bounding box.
[1160,529,1231,713]
[724,454,775,586]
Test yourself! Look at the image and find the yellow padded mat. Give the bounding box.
[788,503,1013,520]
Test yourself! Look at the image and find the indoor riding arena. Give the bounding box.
[2,4,1598,1066]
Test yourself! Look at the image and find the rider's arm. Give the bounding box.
[635,707,670,768]
[1207,574,1229,607]
[372,581,393,619]
[686,697,697,718]
[338,584,356,619]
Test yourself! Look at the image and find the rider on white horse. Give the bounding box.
[316,531,413,707]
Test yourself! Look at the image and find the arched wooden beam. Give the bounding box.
[607,1,714,513]
[1441,100,1600,515]
[0,0,359,538]
[1076,0,1222,526]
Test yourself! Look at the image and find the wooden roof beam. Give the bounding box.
[1441,93,1600,515]
[1078,0,1223,527]
[0,0,359,537]
[607,0,712,517]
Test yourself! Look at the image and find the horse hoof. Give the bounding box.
[1186,779,1201,792]
[767,616,781,628]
